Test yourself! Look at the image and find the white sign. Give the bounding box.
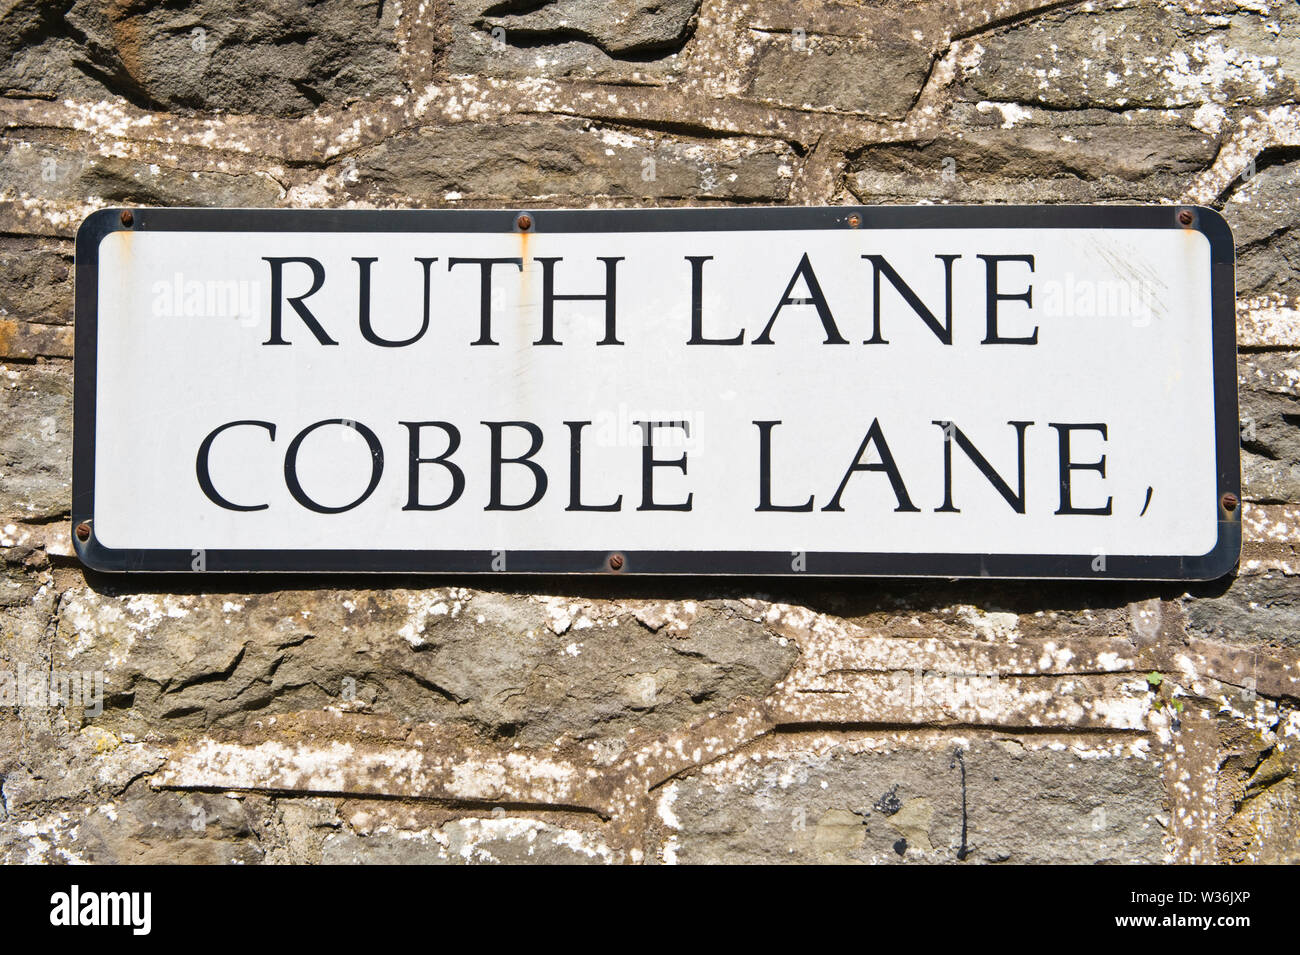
[73,207,1239,578]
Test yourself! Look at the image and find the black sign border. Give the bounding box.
[73,205,1240,579]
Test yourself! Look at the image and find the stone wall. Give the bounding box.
[1,0,1297,864]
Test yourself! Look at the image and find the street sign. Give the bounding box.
[74,206,1239,578]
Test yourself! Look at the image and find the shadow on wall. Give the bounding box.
[73,563,1233,615]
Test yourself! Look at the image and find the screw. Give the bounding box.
[1177,209,1194,226]
[848,214,861,228]
[516,213,532,231]
[608,553,624,571]
[1221,492,1239,512]
[75,522,91,542]
[120,209,134,227]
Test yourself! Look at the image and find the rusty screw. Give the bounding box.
[847,214,861,229]
[1177,208,1194,227]
[120,209,134,227]
[516,213,533,231]
[1221,492,1239,512]
[608,553,624,571]
[75,522,91,542]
